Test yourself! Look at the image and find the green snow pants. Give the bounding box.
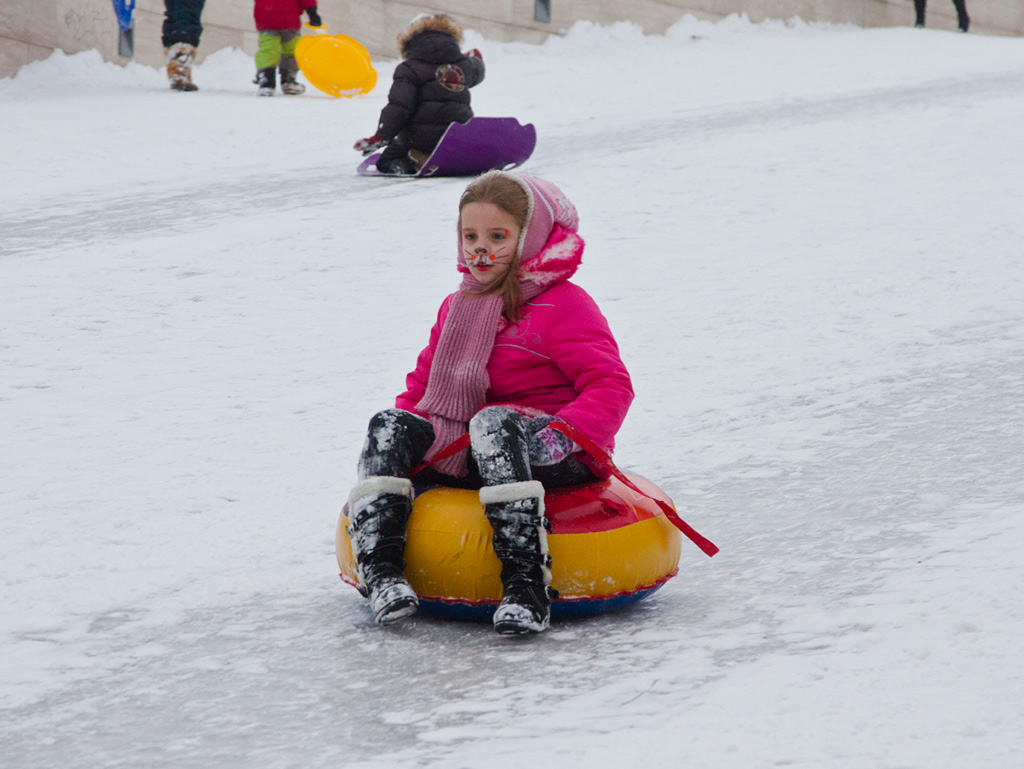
[256,30,300,73]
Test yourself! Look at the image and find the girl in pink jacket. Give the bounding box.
[347,171,634,634]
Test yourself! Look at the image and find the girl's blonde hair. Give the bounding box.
[459,172,531,321]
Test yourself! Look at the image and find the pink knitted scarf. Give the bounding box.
[418,224,584,476]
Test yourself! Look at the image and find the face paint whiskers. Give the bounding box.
[464,232,513,267]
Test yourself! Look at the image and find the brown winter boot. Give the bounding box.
[166,43,198,92]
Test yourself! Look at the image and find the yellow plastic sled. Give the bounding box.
[295,24,377,98]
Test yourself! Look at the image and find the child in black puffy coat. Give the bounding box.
[354,14,485,175]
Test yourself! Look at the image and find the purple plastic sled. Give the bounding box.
[357,117,537,178]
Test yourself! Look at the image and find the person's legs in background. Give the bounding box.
[278,30,305,95]
[952,0,970,32]
[255,31,283,95]
[162,0,206,91]
[914,0,926,27]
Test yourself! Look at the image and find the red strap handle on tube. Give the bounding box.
[409,432,471,477]
[411,422,718,558]
[546,420,719,557]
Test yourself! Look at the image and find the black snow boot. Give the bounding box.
[481,480,556,635]
[254,67,276,96]
[347,476,419,625]
[375,142,418,176]
[279,57,305,95]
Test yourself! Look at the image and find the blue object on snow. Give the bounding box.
[111,0,136,32]
[416,583,668,622]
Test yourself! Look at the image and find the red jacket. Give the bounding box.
[254,0,316,32]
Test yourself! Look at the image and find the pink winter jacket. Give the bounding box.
[396,281,634,469]
[254,0,316,31]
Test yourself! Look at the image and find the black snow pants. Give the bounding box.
[162,0,207,48]
[914,0,969,29]
[357,407,597,490]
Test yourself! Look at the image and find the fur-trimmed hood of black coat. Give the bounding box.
[374,13,483,152]
[398,14,463,58]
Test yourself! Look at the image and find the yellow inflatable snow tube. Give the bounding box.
[337,474,682,619]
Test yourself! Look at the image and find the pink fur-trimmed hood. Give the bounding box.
[518,224,584,286]
[512,173,580,265]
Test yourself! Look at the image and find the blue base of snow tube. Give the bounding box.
[416,582,666,622]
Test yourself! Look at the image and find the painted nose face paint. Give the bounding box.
[464,230,513,267]
[467,248,498,266]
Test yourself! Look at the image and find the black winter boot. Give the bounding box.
[279,57,305,95]
[375,142,418,176]
[347,476,419,625]
[254,67,276,96]
[481,480,556,635]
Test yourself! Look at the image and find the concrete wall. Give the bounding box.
[3,0,1023,80]
[0,0,261,78]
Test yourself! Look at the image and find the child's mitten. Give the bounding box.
[354,135,387,155]
[306,6,323,27]
[527,416,576,466]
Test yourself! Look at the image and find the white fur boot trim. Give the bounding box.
[347,476,414,591]
[480,480,551,587]
[348,476,414,516]
[479,480,545,509]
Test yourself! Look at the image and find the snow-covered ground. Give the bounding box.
[2,14,1023,768]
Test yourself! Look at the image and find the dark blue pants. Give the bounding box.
[162,0,206,47]
[914,0,969,29]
